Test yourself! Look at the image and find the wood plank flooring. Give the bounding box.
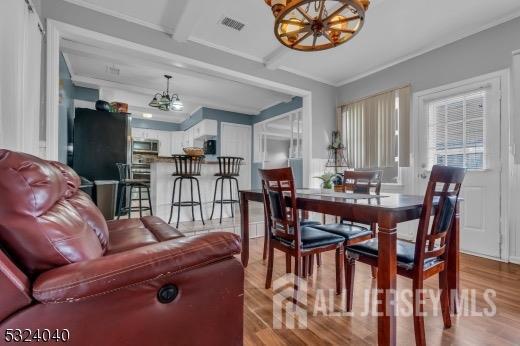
[242,238,520,345]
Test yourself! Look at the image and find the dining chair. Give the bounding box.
[312,170,383,277]
[259,167,346,294]
[345,165,465,346]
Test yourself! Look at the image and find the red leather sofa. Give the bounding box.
[0,150,244,345]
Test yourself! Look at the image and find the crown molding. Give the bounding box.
[334,10,520,87]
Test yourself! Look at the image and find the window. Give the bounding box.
[427,90,487,170]
[339,86,410,184]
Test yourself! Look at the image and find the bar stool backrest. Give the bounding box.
[172,155,204,176]
[217,156,243,176]
[116,163,131,181]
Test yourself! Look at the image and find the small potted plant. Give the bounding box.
[313,172,335,193]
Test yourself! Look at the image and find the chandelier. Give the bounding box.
[149,75,184,112]
[264,0,370,51]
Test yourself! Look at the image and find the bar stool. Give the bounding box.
[116,163,153,219]
[168,155,205,228]
[210,156,243,223]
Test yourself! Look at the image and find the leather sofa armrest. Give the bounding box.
[33,232,241,303]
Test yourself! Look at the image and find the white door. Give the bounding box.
[415,75,502,258]
[221,122,252,190]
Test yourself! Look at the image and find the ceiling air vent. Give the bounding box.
[220,17,245,31]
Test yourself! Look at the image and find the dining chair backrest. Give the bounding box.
[116,163,131,181]
[172,155,203,176]
[343,170,382,194]
[414,165,465,271]
[217,156,243,176]
[259,167,301,248]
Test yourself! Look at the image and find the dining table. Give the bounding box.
[239,188,460,346]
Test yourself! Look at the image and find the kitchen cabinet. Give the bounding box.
[192,119,217,140]
[171,131,184,154]
[183,128,194,148]
[156,131,172,157]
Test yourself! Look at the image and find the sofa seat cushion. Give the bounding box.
[312,223,372,241]
[106,217,184,254]
[274,226,345,250]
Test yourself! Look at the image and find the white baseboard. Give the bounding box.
[509,256,520,265]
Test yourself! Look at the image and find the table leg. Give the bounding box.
[448,202,460,314]
[377,215,397,346]
[240,192,249,267]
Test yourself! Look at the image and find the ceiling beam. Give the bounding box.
[173,0,211,42]
[263,47,289,70]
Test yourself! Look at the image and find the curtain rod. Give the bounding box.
[338,83,411,108]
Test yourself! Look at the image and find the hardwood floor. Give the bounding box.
[242,237,520,345]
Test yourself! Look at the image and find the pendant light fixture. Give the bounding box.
[149,75,184,112]
[264,0,370,51]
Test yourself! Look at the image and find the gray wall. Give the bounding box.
[58,53,74,164]
[338,17,520,104]
[131,118,181,131]
[40,0,337,159]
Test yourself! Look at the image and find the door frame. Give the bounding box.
[412,69,511,262]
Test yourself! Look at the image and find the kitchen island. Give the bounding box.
[150,157,249,224]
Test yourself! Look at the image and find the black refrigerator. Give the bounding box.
[73,108,131,210]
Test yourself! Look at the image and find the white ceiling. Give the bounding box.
[63,0,520,86]
[62,40,294,123]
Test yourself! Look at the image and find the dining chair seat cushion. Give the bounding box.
[312,223,372,241]
[347,238,441,270]
[275,226,345,250]
[300,220,321,227]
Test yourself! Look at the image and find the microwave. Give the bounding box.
[132,139,159,154]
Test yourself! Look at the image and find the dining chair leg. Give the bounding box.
[265,244,274,289]
[285,253,291,273]
[439,269,452,328]
[370,223,378,278]
[413,277,426,346]
[293,255,302,306]
[308,254,314,277]
[263,210,269,261]
[317,253,321,267]
[335,247,345,295]
[302,256,308,279]
[345,256,356,312]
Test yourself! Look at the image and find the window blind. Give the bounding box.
[427,88,488,170]
[338,85,410,169]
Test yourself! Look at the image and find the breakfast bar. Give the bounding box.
[149,157,245,224]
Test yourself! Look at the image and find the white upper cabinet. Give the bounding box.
[156,131,172,157]
[192,119,218,140]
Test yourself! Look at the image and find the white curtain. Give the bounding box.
[340,90,397,168]
[339,86,411,168]
[0,0,42,155]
